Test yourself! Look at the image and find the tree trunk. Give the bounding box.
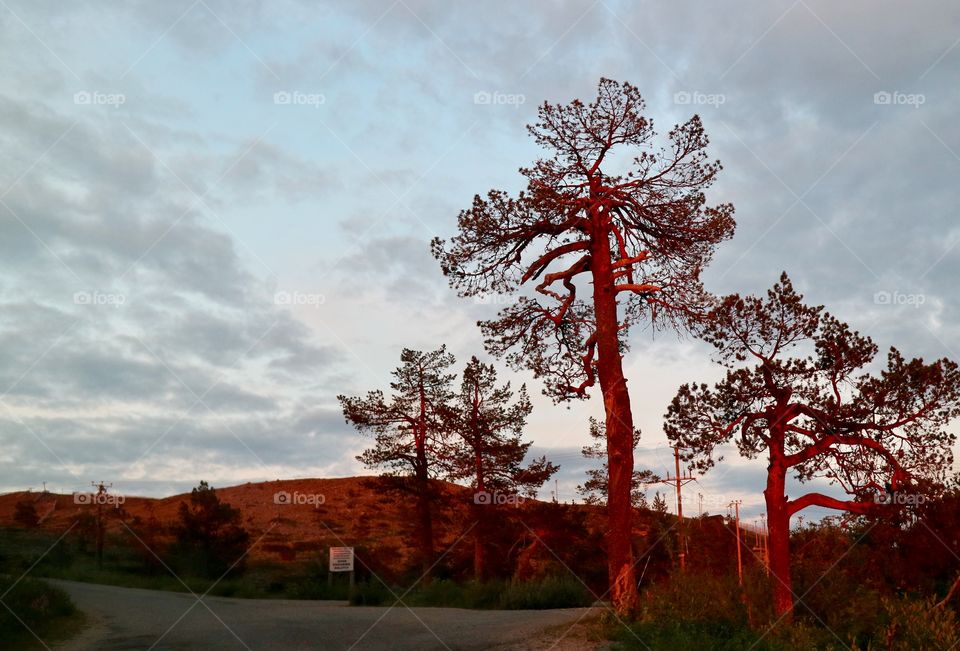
[590,207,638,617]
[415,453,435,580]
[473,511,485,582]
[473,448,486,581]
[765,460,793,620]
[415,378,435,580]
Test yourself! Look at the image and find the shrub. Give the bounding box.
[0,577,76,637]
[349,580,392,606]
[404,580,506,609]
[638,571,752,626]
[498,575,593,610]
[872,597,960,650]
[615,620,773,651]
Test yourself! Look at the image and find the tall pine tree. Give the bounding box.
[449,356,558,579]
[339,346,457,577]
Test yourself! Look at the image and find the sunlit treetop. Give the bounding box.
[433,78,735,401]
[666,272,960,505]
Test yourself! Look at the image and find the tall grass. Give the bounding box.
[348,576,593,609]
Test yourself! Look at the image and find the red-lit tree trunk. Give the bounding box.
[590,202,638,615]
[764,400,795,620]
[764,456,793,620]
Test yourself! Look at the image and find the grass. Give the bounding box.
[0,528,593,610]
[348,576,594,609]
[0,527,354,600]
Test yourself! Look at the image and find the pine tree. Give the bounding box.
[433,79,735,613]
[449,355,558,579]
[339,346,457,577]
[665,273,960,618]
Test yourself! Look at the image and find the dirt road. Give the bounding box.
[50,580,605,650]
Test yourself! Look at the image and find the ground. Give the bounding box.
[51,580,608,651]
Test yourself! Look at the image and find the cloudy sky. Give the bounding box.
[2,0,958,522]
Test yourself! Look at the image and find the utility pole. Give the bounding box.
[92,481,112,570]
[642,446,696,570]
[760,514,769,575]
[729,500,743,584]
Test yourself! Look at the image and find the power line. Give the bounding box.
[642,446,696,571]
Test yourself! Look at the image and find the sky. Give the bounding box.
[2,0,959,523]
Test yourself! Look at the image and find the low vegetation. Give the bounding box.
[0,577,83,649]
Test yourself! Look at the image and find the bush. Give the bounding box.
[498,575,593,610]
[870,597,960,650]
[615,620,773,651]
[349,580,393,606]
[0,577,76,637]
[637,571,755,627]
[404,580,505,609]
[347,576,592,610]
[614,619,846,651]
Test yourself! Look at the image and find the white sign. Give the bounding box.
[329,546,354,572]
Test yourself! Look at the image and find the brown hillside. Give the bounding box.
[0,477,531,568]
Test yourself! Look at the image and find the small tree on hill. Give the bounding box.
[449,355,559,579]
[339,347,457,577]
[171,481,250,578]
[665,273,960,618]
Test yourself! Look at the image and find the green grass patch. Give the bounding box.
[348,576,593,609]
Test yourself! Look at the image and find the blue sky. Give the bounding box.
[2,0,960,523]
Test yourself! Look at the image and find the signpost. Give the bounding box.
[329,546,355,589]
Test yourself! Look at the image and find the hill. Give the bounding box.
[0,477,754,589]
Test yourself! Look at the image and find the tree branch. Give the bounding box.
[787,492,878,516]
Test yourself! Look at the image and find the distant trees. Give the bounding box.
[170,481,250,578]
[433,78,735,614]
[577,417,653,508]
[340,349,557,580]
[665,273,960,618]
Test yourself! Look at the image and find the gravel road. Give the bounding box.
[49,580,604,650]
